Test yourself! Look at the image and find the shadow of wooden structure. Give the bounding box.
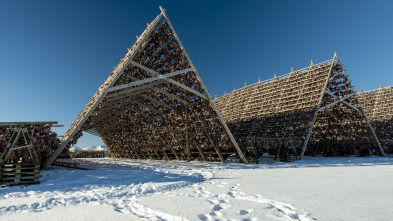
[215,53,386,160]
[44,7,248,169]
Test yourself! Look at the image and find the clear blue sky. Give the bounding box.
[1,0,392,147]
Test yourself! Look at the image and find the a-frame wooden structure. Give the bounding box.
[358,85,393,153]
[0,124,41,185]
[44,7,247,169]
[0,126,40,166]
[215,53,386,159]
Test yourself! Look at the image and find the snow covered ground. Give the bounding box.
[69,145,107,152]
[1,157,393,220]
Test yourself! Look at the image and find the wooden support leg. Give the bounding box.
[185,106,191,162]
[351,143,359,156]
[15,163,21,185]
[148,151,155,159]
[300,112,318,159]
[182,70,191,162]
[140,151,148,159]
[192,136,208,162]
[159,136,179,161]
[329,144,336,157]
[360,107,386,157]
[171,149,180,161]
[163,150,170,161]
[153,149,161,160]
[132,150,141,159]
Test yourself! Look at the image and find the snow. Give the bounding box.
[69,146,82,152]
[69,145,107,152]
[1,157,393,220]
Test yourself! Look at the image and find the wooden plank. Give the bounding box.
[0,121,58,126]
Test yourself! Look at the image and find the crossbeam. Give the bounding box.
[106,66,195,93]
[106,81,164,99]
[130,61,208,100]
[126,74,189,105]
[317,92,356,112]
[324,91,361,113]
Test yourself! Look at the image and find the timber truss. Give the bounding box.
[215,53,386,159]
[44,7,247,168]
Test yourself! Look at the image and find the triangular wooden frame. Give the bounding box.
[214,53,385,160]
[299,52,386,158]
[0,127,40,166]
[44,7,247,168]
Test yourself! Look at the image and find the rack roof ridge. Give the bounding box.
[217,58,334,99]
[360,85,393,94]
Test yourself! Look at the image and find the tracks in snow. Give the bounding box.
[0,159,314,220]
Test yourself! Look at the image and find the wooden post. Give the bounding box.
[171,148,180,161]
[14,162,22,184]
[163,150,171,161]
[153,149,162,160]
[300,112,318,159]
[182,54,191,162]
[185,106,191,162]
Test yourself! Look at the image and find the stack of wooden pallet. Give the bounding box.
[0,161,40,186]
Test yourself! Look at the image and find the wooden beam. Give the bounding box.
[150,87,189,106]
[317,93,356,112]
[106,81,163,99]
[0,121,58,127]
[107,65,195,93]
[324,91,361,113]
[126,73,188,106]
[106,88,150,103]
[140,94,174,110]
[166,79,208,100]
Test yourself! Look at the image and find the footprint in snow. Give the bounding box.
[242,218,258,221]
[210,181,227,188]
[198,213,212,221]
[239,209,253,215]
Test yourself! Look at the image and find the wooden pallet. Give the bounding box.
[0,162,40,186]
[280,154,297,162]
[246,156,259,164]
